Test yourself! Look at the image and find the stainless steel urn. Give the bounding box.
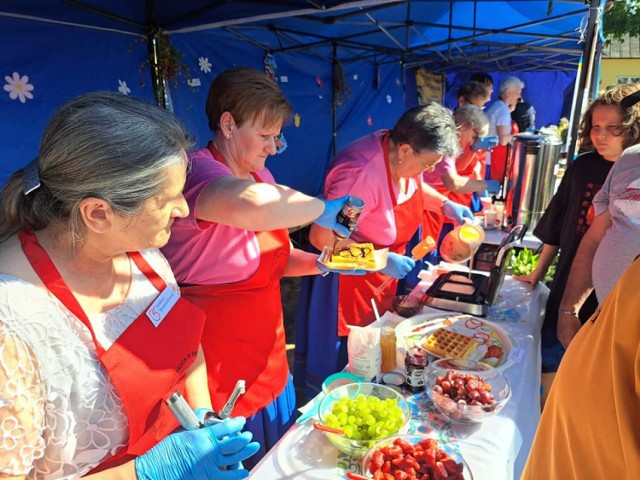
[501,133,562,231]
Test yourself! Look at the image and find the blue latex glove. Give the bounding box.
[314,195,351,238]
[442,200,474,225]
[379,252,415,279]
[471,135,499,152]
[485,180,501,194]
[194,407,216,424]
[135,417,260,480]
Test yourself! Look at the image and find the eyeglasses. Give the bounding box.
[412,149,443,171]
[591,125,623,137]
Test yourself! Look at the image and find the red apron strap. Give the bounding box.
[18,231,167,354]
[129,251,167,291]
[18,230,106,354]
[381,132,399,208]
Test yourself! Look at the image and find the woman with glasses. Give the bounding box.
[513,83,640,404]
[294,103,472,398]
[421,105,500,255]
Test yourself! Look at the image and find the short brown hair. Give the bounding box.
[457,81,489,106]
[579,83,640,151]
[205,67,293,132]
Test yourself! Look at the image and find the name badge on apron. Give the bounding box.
[146,287,180,327]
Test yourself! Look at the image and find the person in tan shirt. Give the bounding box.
[521,254,640,479]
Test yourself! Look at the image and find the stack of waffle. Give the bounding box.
[422,328,477,358]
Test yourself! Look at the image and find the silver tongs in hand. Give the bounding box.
[165,379,246,430]
[217,379,246,420]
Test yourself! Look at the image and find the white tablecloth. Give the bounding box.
[248,276,548,480]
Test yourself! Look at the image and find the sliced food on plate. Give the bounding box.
[331,243,376,269]
[317,243,388,272]
[395,314,515,368]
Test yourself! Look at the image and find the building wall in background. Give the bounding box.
[599,59,640,90]
[600,34,640,91]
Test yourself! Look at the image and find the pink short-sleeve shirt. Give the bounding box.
[162,147,272,285]
[422,155,456,189]
[324,131,419,247]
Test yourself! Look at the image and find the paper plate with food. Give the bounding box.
[317,243,388,273]
[395,313,515,369]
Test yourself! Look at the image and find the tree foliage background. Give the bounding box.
[603,0,640,40]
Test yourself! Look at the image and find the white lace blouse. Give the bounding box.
[0,249,180,479]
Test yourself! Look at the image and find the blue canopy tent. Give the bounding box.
[1,0,600,194]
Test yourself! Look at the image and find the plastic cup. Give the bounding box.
[484,209,497,229]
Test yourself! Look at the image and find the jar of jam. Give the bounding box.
[405,347,428,392]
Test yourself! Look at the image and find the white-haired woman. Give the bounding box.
[0,92,258,480]
[421,104,500,245]
[485,76,525,181]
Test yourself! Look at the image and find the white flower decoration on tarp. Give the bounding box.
[117,80,131,95]
[198,57,212,73]
[4,72,34,103]
[386,95,392,104]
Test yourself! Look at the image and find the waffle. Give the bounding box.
[330,243,376,269]
[422,328,477,358]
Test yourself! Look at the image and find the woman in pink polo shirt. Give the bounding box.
[161,68,353,468]
[294,103,471,399]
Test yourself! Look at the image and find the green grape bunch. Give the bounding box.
[323,394,404,441]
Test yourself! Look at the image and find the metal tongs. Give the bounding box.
[165,379,246,430]
[217,379,246,420]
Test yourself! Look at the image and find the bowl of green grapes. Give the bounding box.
[317,382,411,458]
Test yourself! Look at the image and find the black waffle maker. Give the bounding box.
[424,225,527,316]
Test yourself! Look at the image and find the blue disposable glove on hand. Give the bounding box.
[442,200,474,225]
[135,417,260,480]
[314,195,351,238]
[379,252,415,279]
[485,180,501,195]
[471,136,499,152]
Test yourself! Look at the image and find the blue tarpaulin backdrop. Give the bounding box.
[1,1,588,194]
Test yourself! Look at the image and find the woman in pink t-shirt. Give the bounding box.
[161,68,354,467]
[294,103,472,399]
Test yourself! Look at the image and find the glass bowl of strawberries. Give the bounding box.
[424,358,511,424]
[360,434,473,479]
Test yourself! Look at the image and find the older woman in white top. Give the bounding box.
[0,92,258,480]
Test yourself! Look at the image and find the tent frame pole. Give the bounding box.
[565,0,603,162]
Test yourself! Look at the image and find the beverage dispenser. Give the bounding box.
[499,133,562,231]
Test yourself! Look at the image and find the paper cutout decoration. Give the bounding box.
[4,72,34,103]
[275,132,288,154]
[264,54,277,82]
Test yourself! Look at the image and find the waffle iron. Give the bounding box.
[424,225,526,316]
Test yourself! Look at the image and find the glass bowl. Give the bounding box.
[317,382,411,458]
[424,358,511,424]
[361,434,474,479]
[392,294,423,318]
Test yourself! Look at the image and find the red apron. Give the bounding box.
[181,145,291,418]
[337,133,423,336]
[422,144,487,239]
[18,230,205,470]
[489,121,519,182]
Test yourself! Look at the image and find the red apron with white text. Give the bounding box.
[337,133,423,336]
[181,150,291,418]
[18,230,205,470]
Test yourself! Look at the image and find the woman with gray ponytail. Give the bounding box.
[0,92,258,480]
